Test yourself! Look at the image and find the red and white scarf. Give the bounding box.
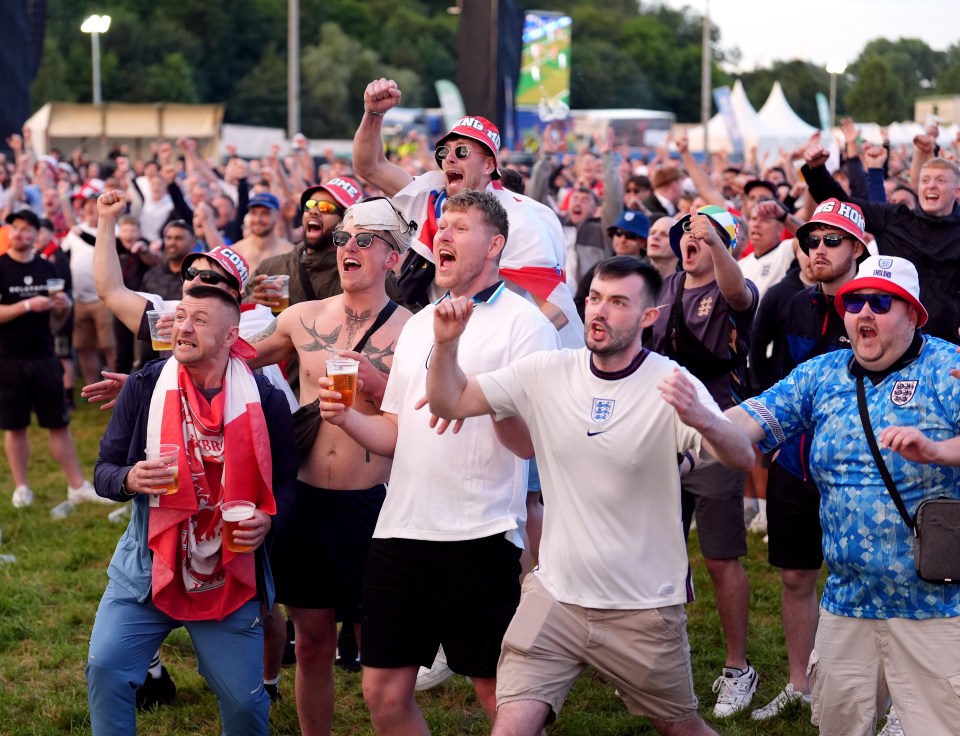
[146,355,275,621]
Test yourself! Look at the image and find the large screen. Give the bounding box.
[516,12,572,115]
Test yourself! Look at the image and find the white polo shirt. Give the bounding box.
[477,348,725,609]
[377,286,560,547]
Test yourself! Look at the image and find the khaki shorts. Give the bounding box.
[496,574,699,723]
[73,299,116,351]
[809,609,960,735]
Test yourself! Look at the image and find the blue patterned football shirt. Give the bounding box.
[741,336,960,619]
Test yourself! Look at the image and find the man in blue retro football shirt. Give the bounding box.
[725,255,960,736]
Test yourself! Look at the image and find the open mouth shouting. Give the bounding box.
[445,170,465,190]
[436,247,456,273]
[341,256,362,273]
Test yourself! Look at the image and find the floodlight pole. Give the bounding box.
[700,0,711,154]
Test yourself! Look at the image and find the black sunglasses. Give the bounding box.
[332,231,395,249]
[435,145,473,162]
[182,266,232,286]
[841,293,903,315]
[805,234,852,250]
[609,228,642,240]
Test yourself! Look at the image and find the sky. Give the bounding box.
[657,0,960,72]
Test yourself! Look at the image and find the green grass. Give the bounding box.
[0,400,821,735]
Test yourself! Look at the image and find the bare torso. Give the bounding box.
[285,296,408,490]
[232,235,294,273]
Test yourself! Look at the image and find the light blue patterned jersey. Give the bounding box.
[741,336,960,619]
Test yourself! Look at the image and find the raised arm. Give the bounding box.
[426,297,496,419]
[677,132,726,207]
[352,78,415,197]
[94,190,149,333]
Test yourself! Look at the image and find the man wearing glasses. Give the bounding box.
[726,255,960,736]
[246,198,413,736]
[354,77,583,350]
[748,198,865,722]
[247,178,364,312]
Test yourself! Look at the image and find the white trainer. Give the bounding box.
[878,706,904,736]
[68,480,115,505]
[12,485,34,508]
[750,683,810,720]
[747,510,768,534]
[712,662,758,717]
[414,646,454,692]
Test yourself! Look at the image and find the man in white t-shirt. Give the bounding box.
[425,255,754,736]
[738,200,797,301]
[319,190,560,735]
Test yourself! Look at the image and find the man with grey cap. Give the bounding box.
[246,197,413,736]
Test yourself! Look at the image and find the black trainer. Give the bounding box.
[264,682,282,703]
[136,666,177,710]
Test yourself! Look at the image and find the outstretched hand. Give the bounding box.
[80,371,129,411]
[878,426,940,465]
[414,396,464,435]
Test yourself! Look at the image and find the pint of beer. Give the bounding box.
[145,443,180,495]
[46,278,65,294]
[326,358,360,408]
[266,275,290,315]
[147,309,176,351]
[221,500,256,553]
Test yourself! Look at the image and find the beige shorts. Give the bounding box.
[496,574,699,723]
[73,299,116,351]
[809,608,960,736]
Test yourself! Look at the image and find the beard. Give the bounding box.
[306,227,335,251]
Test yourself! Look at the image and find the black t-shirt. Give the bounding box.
[0,253,57,358]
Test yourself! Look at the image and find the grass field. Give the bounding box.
[0,400,823,735]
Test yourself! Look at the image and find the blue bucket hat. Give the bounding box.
[607,209,651,239]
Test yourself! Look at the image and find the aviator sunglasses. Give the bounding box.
[303,199,343,215]
[805,233,853,250]
[182,267,232,286]
[841,293,904,315]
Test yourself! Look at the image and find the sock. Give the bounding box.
[757,498,767,515]
[264,676,280,686]
[743,497,758,512]
[148,650,162,679]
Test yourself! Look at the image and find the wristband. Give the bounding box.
[364,106,384,117]
[23,299,30,312]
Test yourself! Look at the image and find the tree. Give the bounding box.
[740,61,837,127]
[144,53,199,103]
[845,56,906,125]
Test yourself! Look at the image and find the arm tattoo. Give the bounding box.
[299,316,342,352]
[248,319,278,343]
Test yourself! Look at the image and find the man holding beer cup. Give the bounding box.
[318,191,560,734]
[88,285,298,736]
[247,197,413,735]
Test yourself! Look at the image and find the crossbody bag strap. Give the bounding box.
[297,249,319,302]
[855,373,915,531]
[352,300,398,353]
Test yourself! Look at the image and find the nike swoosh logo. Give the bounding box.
[587,430,606,437]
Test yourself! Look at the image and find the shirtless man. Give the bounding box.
[231,192,294,273]
[246,198,413,736]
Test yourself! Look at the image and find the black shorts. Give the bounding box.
[269,481,386,620]
[361,534,521,677]
[767,462,824,570]
[0,357,69,430]
[681,462,747,559]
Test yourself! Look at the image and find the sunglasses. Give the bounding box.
[304,199,343,215]
[609,228,642,240]
[805,234,852,250]
[182,267,232,287]
[841,293,904,315]
[435,145,473,162]
[332,231,396,250]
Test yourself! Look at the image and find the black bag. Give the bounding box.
[290,301,399,459]
[396,250,435,309]
[856,374,960,584]
[913,498,960,583]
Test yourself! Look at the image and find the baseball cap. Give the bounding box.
[5,210,41,230]
[181,246,251,293]
[73,179,104,202]
[669,205,740,259]
[607,209,651,239]
[834,255,928,327]
[248,192,280,211]
[435,116,502,180]
[797,198,866,252]
[300,177,364,213]
[743,179,778,198]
